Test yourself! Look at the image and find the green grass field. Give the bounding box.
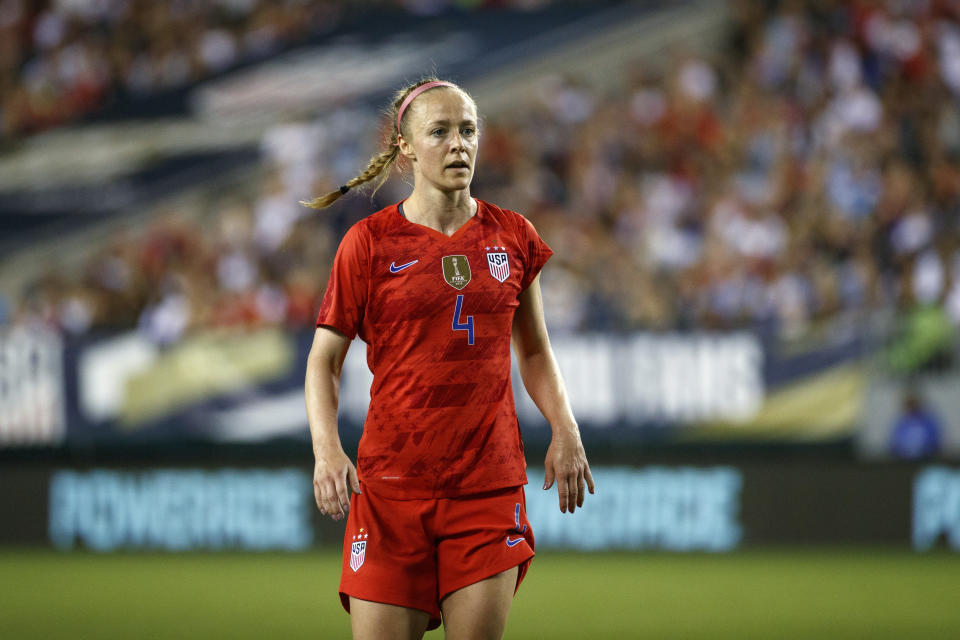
[2,548,958,639]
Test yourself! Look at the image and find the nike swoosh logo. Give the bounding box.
[389,260,419,273]
[506,536,524,547]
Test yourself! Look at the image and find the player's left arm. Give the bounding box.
[512,273,595,514]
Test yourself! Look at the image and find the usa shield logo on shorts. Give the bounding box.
[350,540,367,572]
[486,247,509,283]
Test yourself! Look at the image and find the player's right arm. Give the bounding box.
[305,325,360,520]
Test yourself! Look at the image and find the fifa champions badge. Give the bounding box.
[442,255,471,290]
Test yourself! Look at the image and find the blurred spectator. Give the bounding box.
[889,389,943,459]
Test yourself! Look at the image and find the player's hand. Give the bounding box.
[543,427,595,514]
[313,445,361,521]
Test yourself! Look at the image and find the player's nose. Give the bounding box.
[449,129,466,151]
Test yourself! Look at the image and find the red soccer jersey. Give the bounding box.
[316,199,552,498]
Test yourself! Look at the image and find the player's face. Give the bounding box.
[403,89,479,194]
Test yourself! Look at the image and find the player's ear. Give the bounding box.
[397,133,416,161]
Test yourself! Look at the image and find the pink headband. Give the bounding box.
[395,80,456,141]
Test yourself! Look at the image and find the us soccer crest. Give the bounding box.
[486,246,509,283]
[350,529,369,572]
[442,255,471,290]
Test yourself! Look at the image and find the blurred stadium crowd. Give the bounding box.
[1,0,337,138]
[5,0,960,352]
[0,0,556,138]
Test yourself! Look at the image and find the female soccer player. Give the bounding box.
[303,77,594,640]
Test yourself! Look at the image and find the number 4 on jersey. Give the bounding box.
[452,294,475,345]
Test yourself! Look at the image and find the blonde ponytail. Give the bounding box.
[299,146,401,209]
[300,75,473,210]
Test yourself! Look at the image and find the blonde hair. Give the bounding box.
[300,76,475,209]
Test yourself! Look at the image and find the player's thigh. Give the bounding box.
[349,597,431,640]
[339,489,442,627]
[440,566,519,640]
[435,485,534,600]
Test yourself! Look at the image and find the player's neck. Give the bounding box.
[404,189,476,237]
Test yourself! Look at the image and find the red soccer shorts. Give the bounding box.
[338,485,535,630]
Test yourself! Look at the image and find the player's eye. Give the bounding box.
[432,128,446,136]
[462,127,476,137]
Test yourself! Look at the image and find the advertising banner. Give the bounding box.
[19,327,868,450]
[3,462,957,552]
[0,325,66,447]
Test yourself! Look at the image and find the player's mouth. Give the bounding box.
[446,160,470,170]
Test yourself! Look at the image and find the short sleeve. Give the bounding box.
[518,214,553,291]
[315,223,369,340]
